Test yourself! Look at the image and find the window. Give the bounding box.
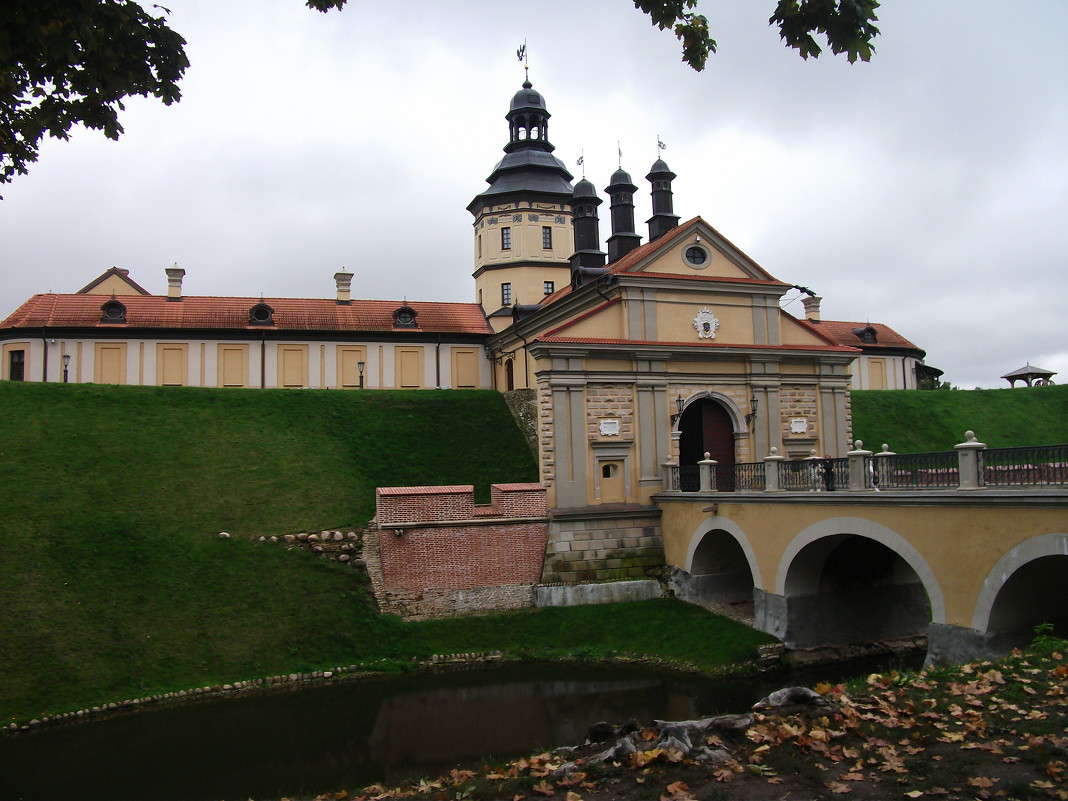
[684,245,709,268]
[8,349,24,381]
[501,227,512,250]
[248,302,274,326]
[543,281,554,295]
[99,299,127,323]
[392,305,418,328]
[542,226,552,249]
[501,283,512,305]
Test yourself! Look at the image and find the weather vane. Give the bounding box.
[576,151,585,178]
[516,41,528,82]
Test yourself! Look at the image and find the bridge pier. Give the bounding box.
[926,623,1042,666]
[753,584,931,650]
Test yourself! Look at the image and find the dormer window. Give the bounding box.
[99,299,127,324]
[392,305,418,328]
[852,325,878,344]
[248,302,275,326]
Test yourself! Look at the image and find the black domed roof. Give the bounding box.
[510,80,546,113]
[573,178,597,198]
[649,158,672,174]
[608,167,634,186]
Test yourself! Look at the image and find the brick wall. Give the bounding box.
[371,483,549,618]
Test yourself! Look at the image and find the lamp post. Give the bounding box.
[357,360,365,390]
[62,353,70,384]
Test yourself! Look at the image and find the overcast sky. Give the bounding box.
[2,0,1065,389]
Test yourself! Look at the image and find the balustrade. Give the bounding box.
[660,433,1067,494]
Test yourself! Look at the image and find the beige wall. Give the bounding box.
[83,274,144,296]
[2,341,30,381]
[156,343,188,386]
[218,344,249,387]
[659,497,1068,629]
[94,342,127,385]
[5,338,492,390]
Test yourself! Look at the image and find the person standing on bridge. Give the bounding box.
[820,455,836,492]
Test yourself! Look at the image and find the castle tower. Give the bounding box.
[468,80,575,318]
[605,167,641,263]
[569,178,606,271]
[646,158,680,242]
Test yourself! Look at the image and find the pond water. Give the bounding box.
[0,656,922,801]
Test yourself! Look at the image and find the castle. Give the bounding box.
[0,78,934,510]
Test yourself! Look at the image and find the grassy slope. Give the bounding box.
[0,383,771,724]
[851,384,1068,453]
[0,383,538,721]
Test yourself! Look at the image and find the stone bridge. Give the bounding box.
[657,438,1068,663]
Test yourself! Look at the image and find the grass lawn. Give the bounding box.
[851,384,1068,453]
[0,383,771,725]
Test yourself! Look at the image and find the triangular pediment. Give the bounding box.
[612,217,782,284]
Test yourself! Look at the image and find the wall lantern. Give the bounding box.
[746,396,759,425]
[671,394,686,425]
[62,353,71,384]
[357,360,365,390]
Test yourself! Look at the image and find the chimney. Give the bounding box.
[165,265,185,301]
[802,295,822,322]
[334,271,353,305]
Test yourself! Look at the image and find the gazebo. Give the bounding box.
[1001,363,1057,387]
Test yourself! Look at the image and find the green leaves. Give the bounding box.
[633,1,716,70]
[0,0,189,185]
[770,0,881,63]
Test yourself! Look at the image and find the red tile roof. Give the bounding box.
[1,294,492,336]
[799,319,922,352]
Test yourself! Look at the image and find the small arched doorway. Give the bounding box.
[679,398,736,491]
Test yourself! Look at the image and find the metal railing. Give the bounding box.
[679,465,700,492]
[661,440,1067,494]
[872,451,959,490]
[729,462,766,492]
[982,444,1068,487]
[778,459,821,491]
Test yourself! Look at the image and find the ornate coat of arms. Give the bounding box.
[693,308,720,339]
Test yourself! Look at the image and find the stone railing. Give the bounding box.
[661,432,1068,494]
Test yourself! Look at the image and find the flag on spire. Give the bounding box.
[517,43,527,62]
[657,136,667,150]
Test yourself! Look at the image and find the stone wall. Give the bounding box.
[779,384,819,447]
[502,388,538,458]
[370,483,549,618]
[585,383,634,441]
[542,506,664,583]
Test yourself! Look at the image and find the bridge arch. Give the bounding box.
[775,516,946,623]
[972,531,1068,636]
[760,517,948,648]
[672,515,762,609]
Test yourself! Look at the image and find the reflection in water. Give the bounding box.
[0,657,921,801]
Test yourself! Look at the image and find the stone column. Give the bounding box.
[955,430,987,490]
[764,447,787,492]
[847,441,873,491]
[873,443,895,490]
[698,453,717,492]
